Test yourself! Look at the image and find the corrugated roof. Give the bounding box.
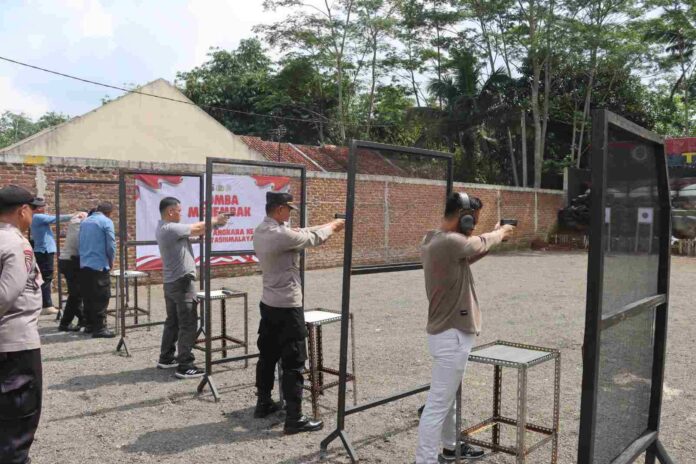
[240,136,406,176]
[239,136,322,171]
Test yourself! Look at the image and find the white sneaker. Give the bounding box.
[41,306,59,315]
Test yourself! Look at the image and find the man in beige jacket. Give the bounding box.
[416,192,514,463]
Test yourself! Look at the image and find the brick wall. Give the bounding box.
[0,154,563,284]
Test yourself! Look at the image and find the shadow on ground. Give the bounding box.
[48,366,179,391]
[121,406,284,455]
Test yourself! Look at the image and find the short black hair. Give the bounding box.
[97,201,114,214]
[159,197,180,214]
[0,203,23,215]
[265,203,281,215]
[444,192,483,217]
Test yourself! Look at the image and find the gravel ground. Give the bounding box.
[31,252,695,464]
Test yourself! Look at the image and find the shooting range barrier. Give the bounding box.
[578,110,675,463]
[196,158,307,402]
[321,140,456,462]
[115,169,204,356]
[55,179,119,326]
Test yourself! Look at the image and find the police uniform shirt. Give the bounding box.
[253,216,333,308]
[0,222,43,353]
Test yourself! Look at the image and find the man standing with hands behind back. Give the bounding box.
[0,186,46,464]
[79,202,116,338]
[416,192,515,463]
[253,192,344,435]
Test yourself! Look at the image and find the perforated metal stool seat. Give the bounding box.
[303,308,357,420]
[193,288,249,369]
[461,340,561,464]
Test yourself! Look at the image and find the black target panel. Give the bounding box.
[578,110,673,464]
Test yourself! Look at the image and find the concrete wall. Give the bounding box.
[0,79,263,165]
[0,153,564,283]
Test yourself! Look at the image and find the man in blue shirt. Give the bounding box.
[78,202,116,338]
[30,201,76,315]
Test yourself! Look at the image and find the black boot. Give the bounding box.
[254,398,282,418]
[284,415,323,434]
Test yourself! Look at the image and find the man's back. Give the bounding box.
[253,217,332,308]
[155,220,195,283]
[79,213,114,271]
[421,229,503,336]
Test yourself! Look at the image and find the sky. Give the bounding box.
[0,0,294,119]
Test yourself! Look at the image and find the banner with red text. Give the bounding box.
[134,174,290,270]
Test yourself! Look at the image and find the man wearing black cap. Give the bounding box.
[252,192,344,434]
[0,185,45,464]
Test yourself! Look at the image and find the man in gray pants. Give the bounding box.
[155,197,227,379]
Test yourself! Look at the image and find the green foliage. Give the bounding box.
[0,111,70,149]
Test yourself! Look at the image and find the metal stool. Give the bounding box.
[194,288,249,401]
[303,308,357,420]
[110,270,151,332]
[462,341,561,464]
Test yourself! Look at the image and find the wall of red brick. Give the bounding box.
[0,154,563,284]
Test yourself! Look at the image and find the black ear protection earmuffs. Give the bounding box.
[458,192,476,233]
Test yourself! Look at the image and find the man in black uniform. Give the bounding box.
[252,192,344,434]
[0,185,45,464]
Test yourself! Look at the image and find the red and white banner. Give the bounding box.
[135,174,290,270]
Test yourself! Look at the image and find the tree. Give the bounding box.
[259,0,358,142]
[176,38,276,136]
[0,111,70,149]
[509,0,557,188]
[643,0,696,135]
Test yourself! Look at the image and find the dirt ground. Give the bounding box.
[32,252,695,464]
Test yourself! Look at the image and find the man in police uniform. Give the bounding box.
[0,185,45,464]
[253,192,344,434]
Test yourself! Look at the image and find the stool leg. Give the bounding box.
[350,313,357,406]
[493,365,502,449]
[221,299,228,358]
[243,294,249,368]
[131,279,137,325]
[308,325,319,420]
[317,326,324,391]
[516,367,528,464]
[552,355,561,464]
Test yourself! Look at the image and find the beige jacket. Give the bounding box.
[0,222,43,352]
[421,229,504,335]
[253,217,333,308]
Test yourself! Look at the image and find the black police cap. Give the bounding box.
[266,192,297,210]
[0,185,44,208]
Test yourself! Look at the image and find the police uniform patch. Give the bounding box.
[24,248,33,273]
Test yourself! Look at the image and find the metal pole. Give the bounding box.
[577,109,609,463]
[55,182,63,312]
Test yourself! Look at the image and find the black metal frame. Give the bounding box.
[320,140,453,463]
[115,169,205,356]
[196,157,307,400]
[577,110,674,464]
[55,179,119,322]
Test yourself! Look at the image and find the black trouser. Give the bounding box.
[79,268,111,331]
[159,276,198,369]
[0,349,42,464]
[34,252,54,308]
[256,302,308,421]
[59,258,83,327]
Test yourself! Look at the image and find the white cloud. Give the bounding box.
[184,0,292,68]
[78,0,114,38]
[0,76,50,119]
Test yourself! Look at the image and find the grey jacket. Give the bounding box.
[0,222,43,352]
[253,216,333,308]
